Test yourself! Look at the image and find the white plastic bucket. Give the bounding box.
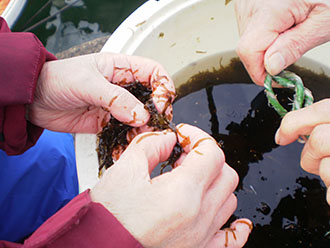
[1,0,27,28]
[75,0,330,191]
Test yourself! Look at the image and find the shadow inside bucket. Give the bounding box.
[168,58,330,247]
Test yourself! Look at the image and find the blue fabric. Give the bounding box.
[0,130,78,242]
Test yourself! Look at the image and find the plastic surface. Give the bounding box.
[75,0,330,191]
[1,0,27,28]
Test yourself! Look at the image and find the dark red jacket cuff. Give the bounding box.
[0,17,56,155]
[23,190,143,248]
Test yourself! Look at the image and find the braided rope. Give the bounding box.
[264,70,314,142]
[264,70,314,117]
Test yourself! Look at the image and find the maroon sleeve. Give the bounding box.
[0,241,21,248]
[26,190,143,248]
[0,17,56,155]
[0,191,143,248]
[0,18,143,248]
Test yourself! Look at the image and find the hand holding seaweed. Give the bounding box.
[92,124,253,248]
[29,53,175,134]
[97,79,182,175]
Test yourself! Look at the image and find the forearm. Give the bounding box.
[0,17,55,155]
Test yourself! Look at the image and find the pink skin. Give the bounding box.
[91,124,252,248]
[236,0,330,205]
[275,99,330,204]
[235,0,330,85]
[28,53,175,133]
[30,52,252,246]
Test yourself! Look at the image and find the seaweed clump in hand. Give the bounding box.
[97,81,183,176]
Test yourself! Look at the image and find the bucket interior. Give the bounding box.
[170,53,330,247]
[76,0,330,246]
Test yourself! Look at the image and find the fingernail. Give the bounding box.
[266,52,286,75]
[153,94,171,114]
[163,129,174,134]
[153,96,166,113]
[275,128,281,145]
[235,219,253,232]
[132,104,149,124]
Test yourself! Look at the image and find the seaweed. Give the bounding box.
[97,81,183,175]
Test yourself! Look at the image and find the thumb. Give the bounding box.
[265,11,330,75]
[87,74,150,127]
[115,130,177,177]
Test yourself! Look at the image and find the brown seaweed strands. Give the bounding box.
[97,81,183,175]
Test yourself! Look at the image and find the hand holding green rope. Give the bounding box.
[264,70,314,142]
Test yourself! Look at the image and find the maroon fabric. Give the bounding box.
[0,191,143,248]
[0,17,55,155]
[0,241,20,248]
[25,190,143,248]
[0,17,143,247]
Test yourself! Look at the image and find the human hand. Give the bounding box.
[91,124,252,248]
[275,99,330,204]
[235,0,330,85]
[28,53,175,133]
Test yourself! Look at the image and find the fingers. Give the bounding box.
[320,157,330,188]
[300,124,330,174]
[276,100,330,174]
[234,0,257,37]
[126,55,176,114]
[126,125,158,143]
[200,164,239,227]
[206,218,253,248]
[236,1,297,85]
[318,157,330,205]
[97,53,175,114]
[236,25,273,85]
[211,193,238,232]
[200,165,241,247]
[235,0,325,85]
[115,129,177,177]
[264,7,330,76]
[95,78,150,127]
[275,100,330,145]
[171,124,225,193]
[275,100,330,205]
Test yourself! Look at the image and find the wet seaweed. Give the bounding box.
[97,81,182,175]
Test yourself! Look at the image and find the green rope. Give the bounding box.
[264,70,314,142]
[264,70,314,117]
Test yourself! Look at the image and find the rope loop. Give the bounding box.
[264,70,314,143]
[264,70,314,117]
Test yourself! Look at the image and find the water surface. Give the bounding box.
[13,0,147,53]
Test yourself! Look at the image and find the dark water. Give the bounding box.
[13,0,147,53]
[13,1,330,246]
[173,58,330,247]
